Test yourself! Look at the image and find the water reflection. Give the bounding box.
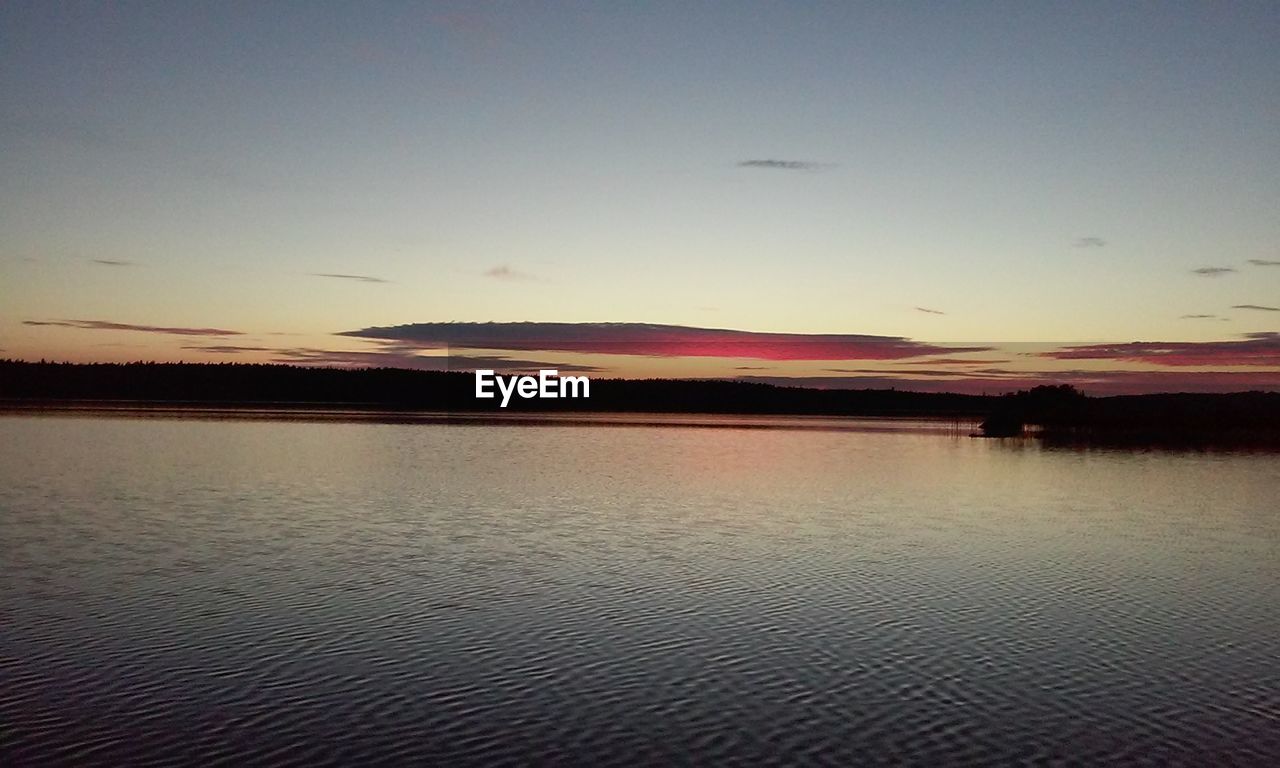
[1,415,1277,765]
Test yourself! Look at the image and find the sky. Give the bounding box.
[2,1,1278,394]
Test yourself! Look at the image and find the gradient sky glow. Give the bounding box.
[2,2,1278,393]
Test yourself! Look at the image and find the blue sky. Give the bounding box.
[2,2,1278,391]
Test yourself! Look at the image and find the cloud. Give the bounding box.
[1247,259,1280,267]
[736,369,1280,396]
[738,159,829,171]
[90,259,134,267]
[181,345,273,354]
[1179,314,1220,319]
[1231,304,1280,312]
[483,265,535,280]
[735,375,987,393]
[1039,333,1280,367]
[262,345,598,372]
[446,355,600,373]
[312,273,389,283]
[915,306,946,315]
[1073,237,1107,248]
[903,358,1011,365]
[822,367,1010,378]
[23,319,242,336]
[338,322,993,361]
[1191,267,1236,277]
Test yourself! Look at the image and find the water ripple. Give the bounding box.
[2,416,1279,765]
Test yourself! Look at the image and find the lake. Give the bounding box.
[2,413,1277,765]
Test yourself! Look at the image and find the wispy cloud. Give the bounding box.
[1247,259,1280,267]
[483,265,535,280]
[915,306,945,315]
[338,322,993,361]
[1073,237,1107,248]
[24,319,242,336]
[903,358,1011,365]
[1232,304,1280,312]
[181,345,273,354]
[90,259,134,267]
[737,369,1280,396]
[1191,267,1236,277]
[1179,314,1221,319]
[312,273,389,283]
[445,355,600,373]
[1040,332,1280,367]
[822,367,1003,377]
[737,159,830,171]
[261,345,598,372]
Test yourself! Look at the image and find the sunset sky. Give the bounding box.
[3,2,1278,394]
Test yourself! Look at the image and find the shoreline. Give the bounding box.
[0,400,982,432]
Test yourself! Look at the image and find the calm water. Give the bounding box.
[2,414,1278,766]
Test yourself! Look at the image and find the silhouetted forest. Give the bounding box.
[980,383,1280,446]
[0,360,989,416]
[3,360,1279,444]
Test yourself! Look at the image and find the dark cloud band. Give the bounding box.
[312,273,389,283]
[738,159,828,171]
[736,369,1280,396]
[1040,333,1280,367]
[338,322,992,361]
[24,319,242,336]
